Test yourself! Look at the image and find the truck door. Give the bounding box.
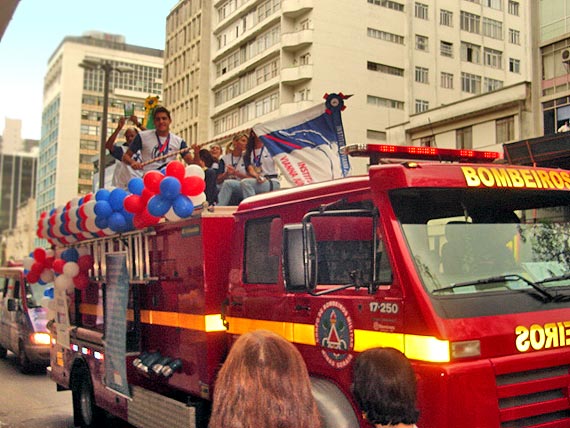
[0,275,8,351]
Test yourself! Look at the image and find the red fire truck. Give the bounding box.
[48,144,570,428]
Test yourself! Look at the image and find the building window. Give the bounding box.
[461,72,481,94]
[367,0,404,12]
[368,61,404,76]
[367,27,405,45]
[456,126,473,149]
[483,17,503,40]
[420,136,435,147]
[484,77,503,92]
[415,99,429,113]
[460,11,480,34]
[441,72,454,89]
[416,35,428,51]
[496,116,515,144]
[508,1,519,15]
[367,130,387,141]
[509,29,520,45]
[440,9,453,27]
[509,58,520,73]
[440,41,453,57]
[415,2,428,19]
[484,47,503,68]
[415,66,429,83]
[461,42,481,64]
[484,0,502,10]
[367,95,405,110]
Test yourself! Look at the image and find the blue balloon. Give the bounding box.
[147,194,171,217]
[172,195,194,218]
[109,188,128,212]
[128,177,144,196]
[49,208,56,216]
[95,188,111,201]
[62,248,79,263]
[160,176,181,200]
[95,215,109,230]
[60,224,70,236]
[94,200,113,218]
[78,197,84,206]
[108,212,128,232]
[44,287,54,299]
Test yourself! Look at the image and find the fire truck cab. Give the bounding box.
[50,145,570,428]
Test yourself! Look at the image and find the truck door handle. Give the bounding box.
[295,305,310,311]
[230,301,243,307]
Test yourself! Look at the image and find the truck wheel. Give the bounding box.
[0,344,7,359]
[72,371,104,428]
[17,342,33,374]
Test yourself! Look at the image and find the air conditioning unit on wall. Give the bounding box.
[562,49,570,63]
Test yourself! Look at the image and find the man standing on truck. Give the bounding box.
[122,106,195,172]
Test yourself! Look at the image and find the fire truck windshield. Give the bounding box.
[390,188,570,306]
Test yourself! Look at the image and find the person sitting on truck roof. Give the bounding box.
[209,330,321,428]
[352,347,419,428]
[240,131,280,199]
[216,133,249,205]
[122,106,195,173]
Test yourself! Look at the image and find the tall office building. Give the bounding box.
[1,118,23,154]
[0,151,36,234]
[164,0,531,153]
[37,32,164,216]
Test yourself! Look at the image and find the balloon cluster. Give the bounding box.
[35,161,207,245]
[94,188,135,233]
[124,161,206,227]
[23,248,55,285]
[53,247,94,292]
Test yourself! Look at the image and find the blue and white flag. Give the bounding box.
[253,93,351,185]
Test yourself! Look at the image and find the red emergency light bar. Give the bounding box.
[343,144,501,164]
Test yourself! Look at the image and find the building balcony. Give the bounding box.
[281,64,313,85]
[282,0,313,17]
[282,29,313,52]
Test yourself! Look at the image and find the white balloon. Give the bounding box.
[83,201,96,218]
[189,192,206,207]
[40,269,55,284]
[165,207,182,222]
[70,197,81,208]
[185,164,205,179]
[86,217,99,233]
[54,275,68,291]
[63,262,80,278]
[77,246,90,257]
[23,257,34,271]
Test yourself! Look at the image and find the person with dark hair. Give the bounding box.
[209,330,321,428]
[105,115,145,189]
[352,347,419,428]
[240,131,280,199]
[195,148,218,205]
[123,106,194,173]
[216,133,249,205]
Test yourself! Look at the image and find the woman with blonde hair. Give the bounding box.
[209,330,321,428]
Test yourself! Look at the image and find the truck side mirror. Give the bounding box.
[283,223,317,292]
[7,298,17,312]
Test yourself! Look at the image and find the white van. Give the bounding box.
[0,265,51,373]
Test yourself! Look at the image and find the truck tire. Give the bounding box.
[0,344,7,359]
[72,369,105,428]
[310,377,360,428]
[17,341,33,374]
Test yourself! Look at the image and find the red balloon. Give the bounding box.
[144,171,164,194]
[182,176,206,197]
[83,193,93,203]
[124,194,145,214]
[31,261,44,274]
[49,214,57,226]
[73,273,90,290]
[53,259,66,274]
[45,256,55,269]
[166,161,186,181]
[141,187,155,204]
[26,271,40,284]
[77,255,94,272]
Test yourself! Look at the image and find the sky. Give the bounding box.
[0,0,177,140]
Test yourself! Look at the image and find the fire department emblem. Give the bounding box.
[315,301,354,369]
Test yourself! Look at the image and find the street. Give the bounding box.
[0,351,71,428]
[0,352,131,428]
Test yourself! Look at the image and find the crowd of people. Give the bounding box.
[105,106,280,206]
[208,330,420,428]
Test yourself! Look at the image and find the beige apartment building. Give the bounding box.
[37,32,163,216]
[164,0,532,160]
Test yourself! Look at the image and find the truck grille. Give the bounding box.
[497,365,570,428]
